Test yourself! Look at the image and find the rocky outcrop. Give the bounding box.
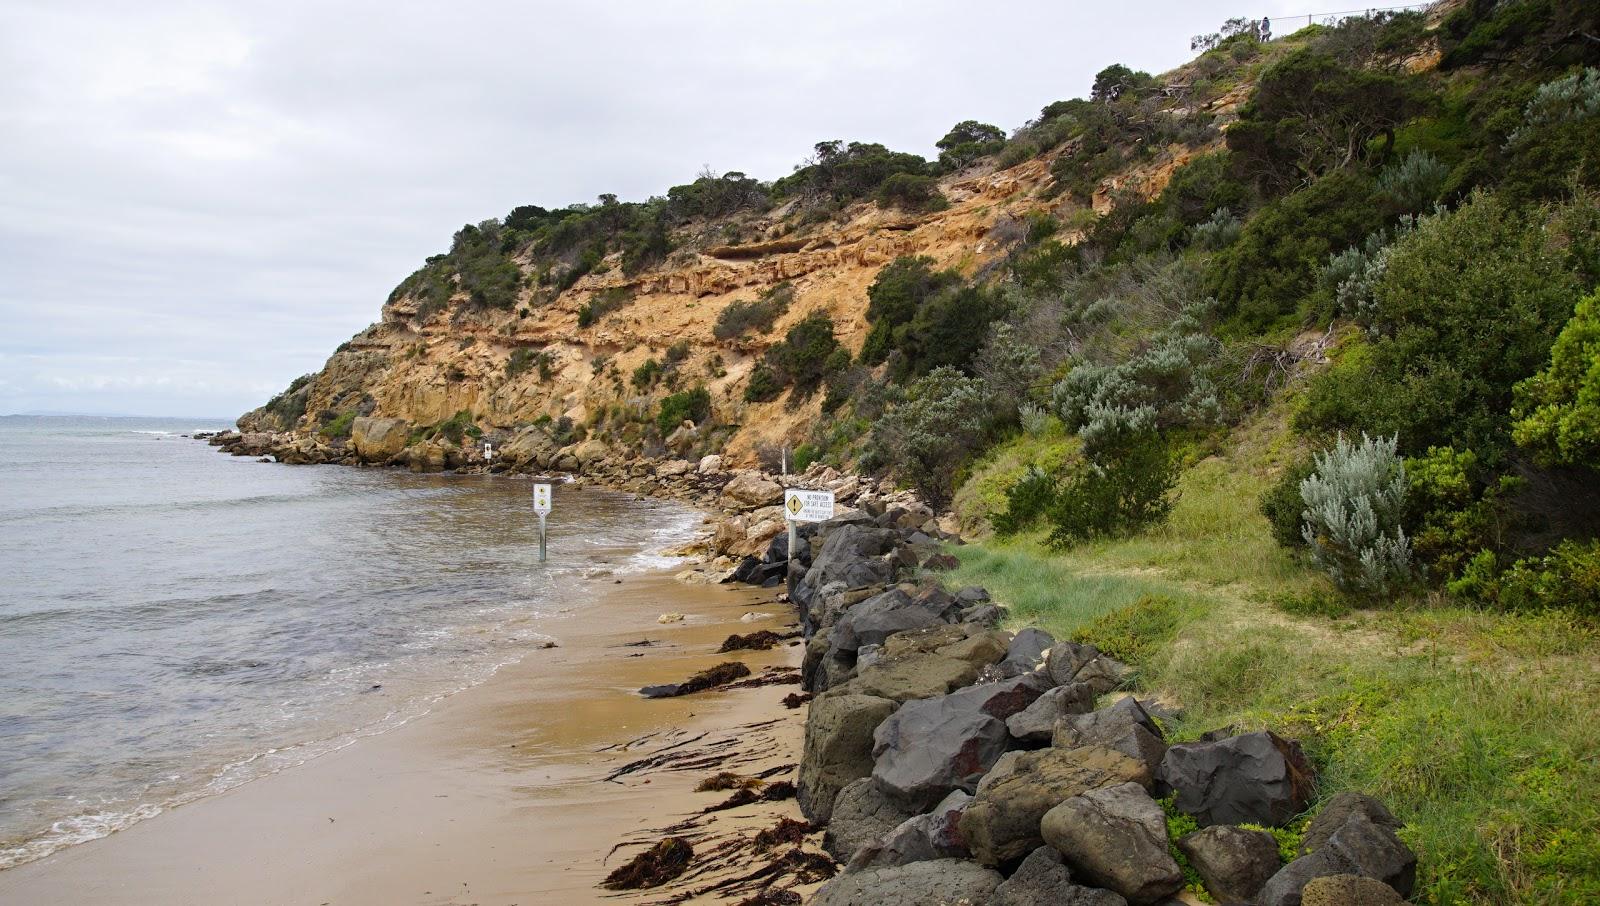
[350,416,409,462]
[798,693,899,823]
[1041,782,1184,905]
[959,745,1152,866]
[845,789,971,871]
[869,676,1046,809]
[1257,802,1416,906]
[825,778,916,863]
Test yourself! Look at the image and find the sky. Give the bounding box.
[0,0,1312,418]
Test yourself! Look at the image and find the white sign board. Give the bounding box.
[784,488,835,523]
[533,483,553,515]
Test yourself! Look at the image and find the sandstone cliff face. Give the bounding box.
[242,95,1237,467]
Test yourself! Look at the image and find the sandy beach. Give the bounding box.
[0,568,811,906]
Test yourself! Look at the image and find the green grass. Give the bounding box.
[947,405,1600,904]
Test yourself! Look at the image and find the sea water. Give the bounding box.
[0,415,697,869]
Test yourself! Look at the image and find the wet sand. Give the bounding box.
[0,570,810,905]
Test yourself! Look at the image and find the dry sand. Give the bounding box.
[0,570,818,906]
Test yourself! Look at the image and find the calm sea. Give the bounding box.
[0,415,696,869]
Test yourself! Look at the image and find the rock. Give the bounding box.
[810,858,1003,906]
[824,777,915,862]
[572,438,609,469]
[837,626,1009,702]
[993,847,1130,906]
[954,586,991,605]
[1256,812,1416,906]
[1044,641,1100,687]
[697,454,723,474]
[1041,782,1184,905]
[871,692,1010,809]
[350,417,409,462]
[721,471,783,508]
[657,612,685,623]
[1052,697,1168,774]
[923,552,960,570]
[1298,792,1403,856]
[847,789,971,871]
[1006,682,1096,744]
[962,603,1003,626]
[830,587,955,653]
[1158,731,1316,828]
[798,693,898,823]
[959,744,1152,866]
[998,628,1056,677]
[1301,873,1407,906]
[1073,655,1132,695]
[803,524,902,588]
[1176,824,1281,904]
[656,458,693,478]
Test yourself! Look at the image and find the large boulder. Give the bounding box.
[802,524,902,592]
[810,858,1003,906]
[1041,782,1184,905]
[997,628,1057,677]
[1176,824,1282,904]
[846,789,971,871]
[959,744,1152,866]
[835,625,1010,703]
[825,777,916,863]
[993,846,1130,906]
[1045,641,1131,694]
[871,691,1012,809]
[1052,697,1168,774]
[1257,811,1415,906]
[831,587,957,653]
[721,471,783,507]
[350,417,409,462]
[1007,682,1097,744]
[1297,792,1403,856]
[571,438,609,469]
[1158,731,1316,828]
[798,693,898,823]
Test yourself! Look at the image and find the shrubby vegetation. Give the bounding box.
[743,311,845,402]
[1299,433,1413,595]
[656,386,712,435]
[714,282,793,340]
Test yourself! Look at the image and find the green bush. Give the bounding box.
[656,386,711,435]
[1406,445,1519,581]
[861,256,962,364]
[1297,193,1583,463]
[1260,457,1316,549]
[318,410,356,439]
[868,367,993,506]
[1378,149,1449,213]
[1051,301,1223,437]
[1513,289,1600,468]
[874,172,948,212]
[631,358,661,389]
[1070,594,1192,666]
[577,286,632,328]
[744,361,783,403]
[763,311,843,396]
[714,283,792,340]
[1451,539,1600,615]
[505,347,552,380]
[1046,429,1176,548]
[935,120,1006,171]
[771,140,930,205]
[993,465,1058,535]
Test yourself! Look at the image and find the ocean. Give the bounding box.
[0,415,698,869]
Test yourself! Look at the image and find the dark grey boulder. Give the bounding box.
[962,602,1004,626]
[831,587,959,653]
[1176,824,1281,903]
[871,685,1021,808]
[1298,792,1403,856]
[797,693,898,823]
[1045,641,1101,686]
[993,846,1131,906]
[1041,781,1184,905]
[804,523,901,590]
[1053,697,1168,775]
[825,777,915,862]
[836,625,1010,703]
[810,858,1004,906]
[1073,655,1132,694]
[960,745,1153,866]
[1157,731,1316,828]
[954,585,991,605]
[998,627,1057,677]
[846,789,971,872]
[1007,682,1096,744]
[1256,812,1416,906]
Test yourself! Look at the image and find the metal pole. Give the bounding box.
[786,518,798,596]
[539,512,548,563]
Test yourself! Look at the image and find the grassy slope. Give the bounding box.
[948,403,1600,904]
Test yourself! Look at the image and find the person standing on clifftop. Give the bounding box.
[1261,17,1271,41]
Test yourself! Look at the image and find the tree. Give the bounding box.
[1513,289,1600,468]
[869,368,992,506]
[1091,64,1155,103]
[936,120,1006,170]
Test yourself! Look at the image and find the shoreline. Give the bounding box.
[0,566,818,904]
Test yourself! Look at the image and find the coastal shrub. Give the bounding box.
[1405,445,1519,581]
[1450,539,1600,615]
[631,358,662,389]
[1071,594,1194,666]
[935,120,1006,171]
[1512,289,1600,468]
[714,283,792,340]
[861,256,962,365]
[1188,207,1242,251]
[891,284,1010,379]
[318,410,356,439]
[770,139,930,206]
[1300,433,1414,596]
[868,367,992,506]
[993,465,1058,535]
[505,347,553,380]
[760,311,843,397]
[874,172,948,212]
[1377,150,1449,213]
[972,323,1044,420]
[262,375,313,429]
[1045,417,1177,548]
[577,287,632,328]
[744,361,782,403]
[1260,457,1316,549]
[1296,193,1584,463]
[656,386,711,435]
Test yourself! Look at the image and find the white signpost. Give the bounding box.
[783,488,835,592]
[533,482,552,562]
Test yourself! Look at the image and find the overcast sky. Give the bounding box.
[0,0,1310,418]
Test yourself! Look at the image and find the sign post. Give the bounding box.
[533,482,552,562]
[782,488,835,594]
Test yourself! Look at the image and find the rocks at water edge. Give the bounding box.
[993,846,1130,906]
[809,858,1003,906]
[823,777,915,862]
[797,693,898,823]
[1040,781,1184,905]
[844,789,972,871]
